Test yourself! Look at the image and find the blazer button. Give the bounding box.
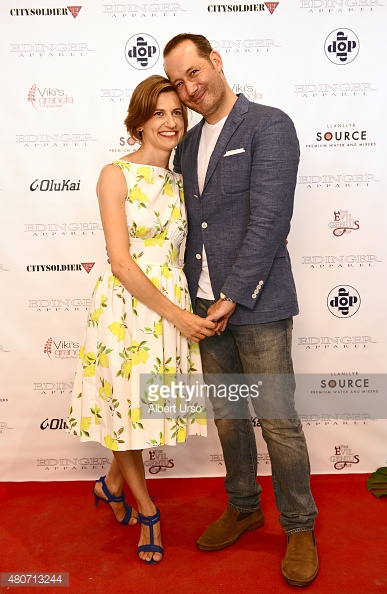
[196,254,202,260]
[201,222,208,228]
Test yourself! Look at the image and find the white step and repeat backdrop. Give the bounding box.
[1,1,386,481]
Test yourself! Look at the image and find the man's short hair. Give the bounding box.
[163,33,214,61]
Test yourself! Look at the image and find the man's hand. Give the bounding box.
[206,299,236,334]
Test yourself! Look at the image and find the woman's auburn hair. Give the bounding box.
[124,75,188,143]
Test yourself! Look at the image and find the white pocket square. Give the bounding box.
[224,148,245,157]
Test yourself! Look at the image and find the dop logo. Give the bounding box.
[324,29,359,65]
[125,34,159,70]
[327,285,361,318]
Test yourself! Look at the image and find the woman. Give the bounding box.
[68,75,216,564]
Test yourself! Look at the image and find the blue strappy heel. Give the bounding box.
[138,507,163,565]
[93,475,135,525]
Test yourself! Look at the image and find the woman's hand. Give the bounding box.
[173,309,217,342]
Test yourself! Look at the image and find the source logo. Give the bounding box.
[325,29,359,64]
[327,285,361,318]
[125,34,159,69]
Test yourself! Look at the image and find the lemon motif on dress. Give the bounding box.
[174,284,182,303]
[104,434,118,450]
[177,426,187,442]
[129,185,149,207]
[80,348,97,377]
[131,340,150,366]
[136,225,151,237]
[98,379,113,400]
[170,205,180,219]
[108,313,127,341]
[137,166,154,184]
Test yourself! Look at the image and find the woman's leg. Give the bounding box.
[113,450,162,563]
[93,457,137,525]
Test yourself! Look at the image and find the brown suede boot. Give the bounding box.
[281,530,319,587]
[196,506,264,551]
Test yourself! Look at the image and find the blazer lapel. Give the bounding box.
[187,120,204,196]
[203,99,247,191]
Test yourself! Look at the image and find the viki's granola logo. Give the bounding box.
[28,84,74,108]
[330,444,360,470]
[44,337,80,360]
[329,210,360,236]
[144,449,174,474]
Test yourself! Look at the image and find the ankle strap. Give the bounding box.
[98,475,125,503]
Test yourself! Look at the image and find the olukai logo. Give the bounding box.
[30,179,80,191]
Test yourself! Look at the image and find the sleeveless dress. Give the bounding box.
[68,160,206,450]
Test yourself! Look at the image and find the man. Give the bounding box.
[163,34,318,587]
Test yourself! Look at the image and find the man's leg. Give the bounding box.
[194,298,264,550]
[231,317,317,531]
[231,317,318,585]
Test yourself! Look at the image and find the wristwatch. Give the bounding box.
[220,292,235,302]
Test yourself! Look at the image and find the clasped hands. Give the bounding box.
[183,299,236,343]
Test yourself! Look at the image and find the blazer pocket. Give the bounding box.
[220,151,251,194]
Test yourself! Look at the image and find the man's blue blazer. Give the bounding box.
[174,93,300,325]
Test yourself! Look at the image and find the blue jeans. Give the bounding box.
[195,298,318,534]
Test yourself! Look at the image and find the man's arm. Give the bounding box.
[219,110,299,309]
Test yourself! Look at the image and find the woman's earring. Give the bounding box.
[138,127,143,132]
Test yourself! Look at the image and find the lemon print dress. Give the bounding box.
[68,161,206,450]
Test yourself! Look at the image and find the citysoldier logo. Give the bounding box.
[10,6,82,17]
[27,263,95,273]
[207,3,279,13]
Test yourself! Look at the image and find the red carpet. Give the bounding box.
[1,474,386,593]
